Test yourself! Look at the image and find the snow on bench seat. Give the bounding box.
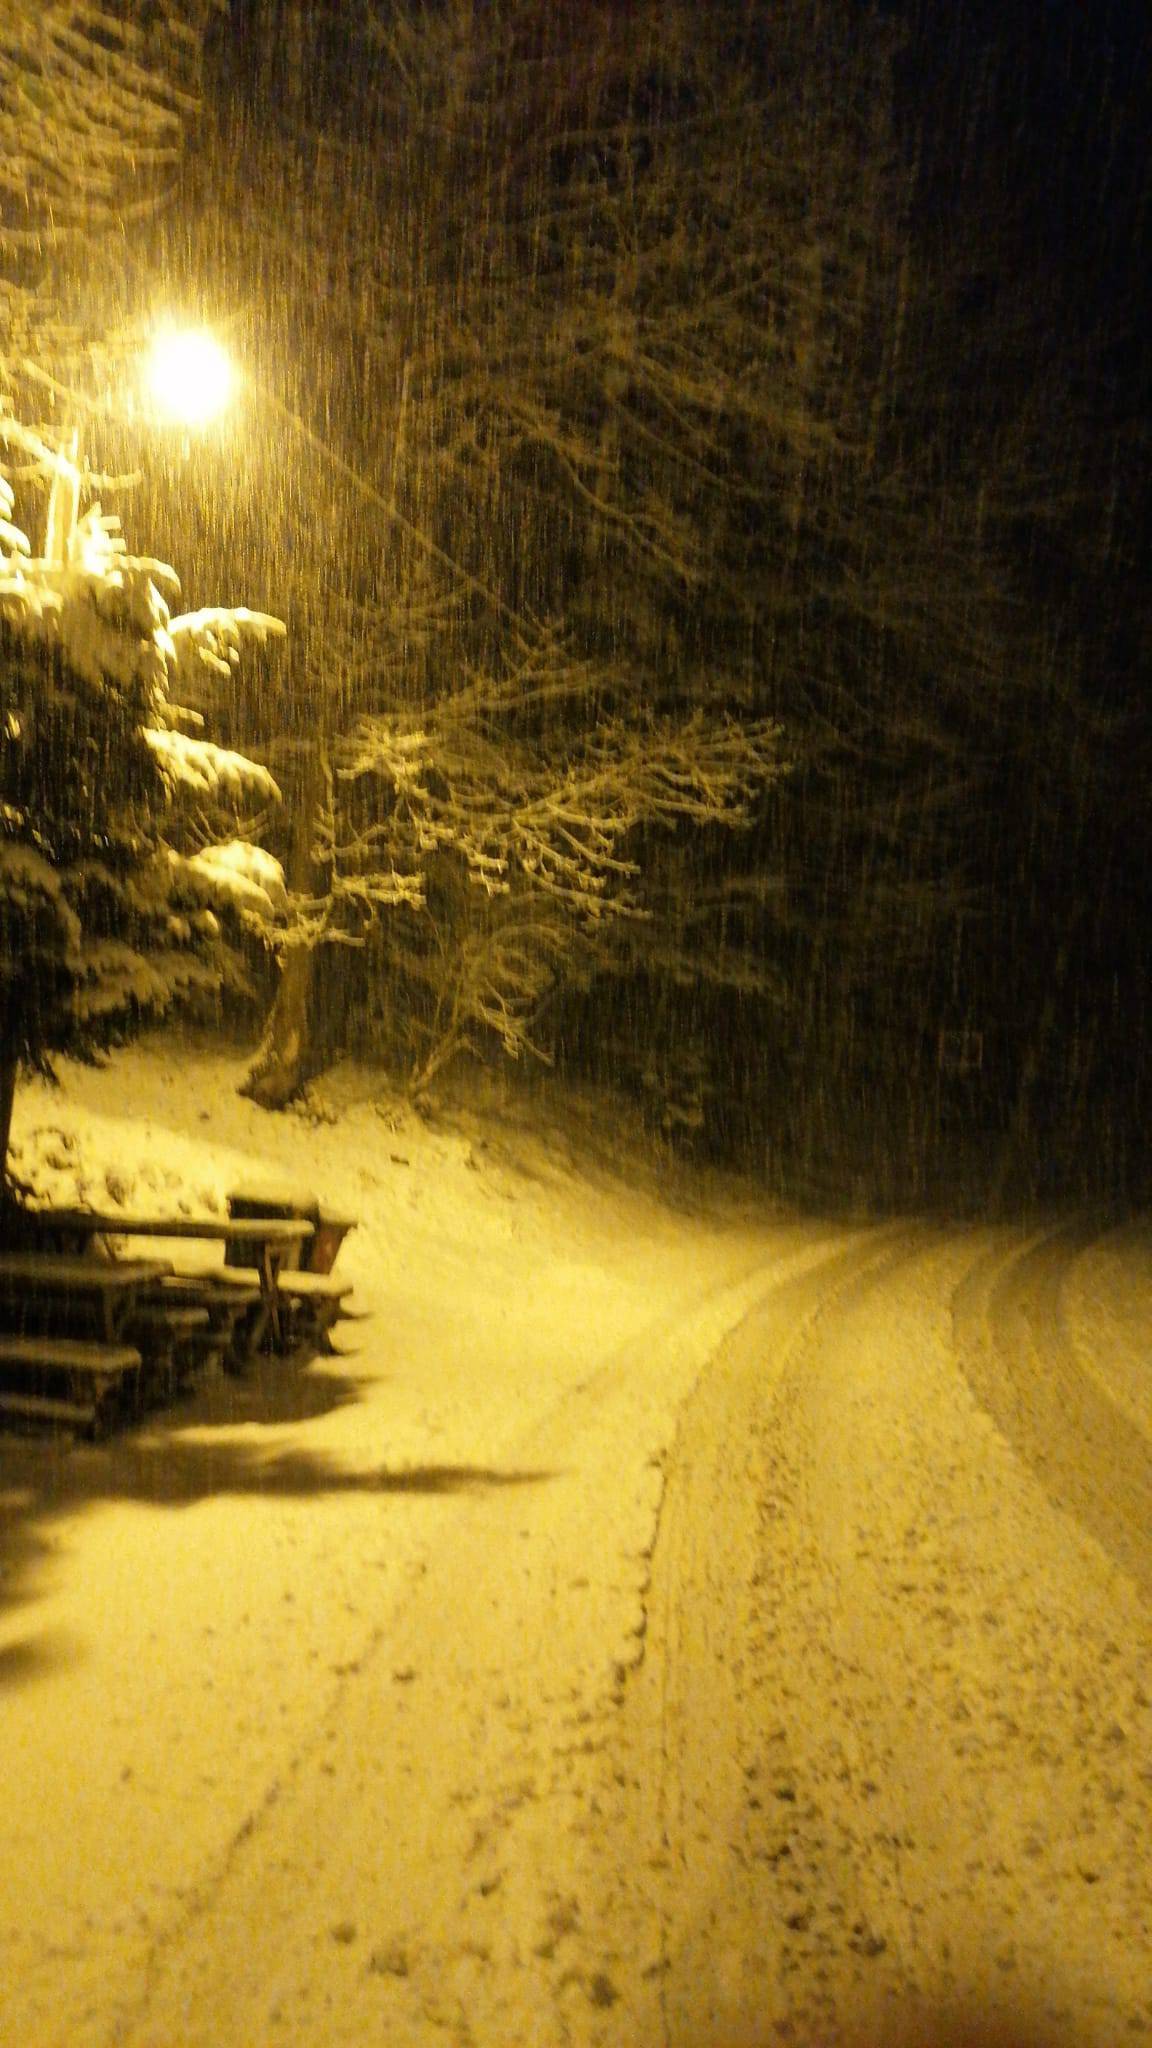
[0,1334,142,1377]
[275,1272,353,1300]
[0,1334,143,1435]
[0,1390,99,1430]
[221,1266,363,1350]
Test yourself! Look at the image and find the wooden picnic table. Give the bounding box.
[16,1211,314,1348]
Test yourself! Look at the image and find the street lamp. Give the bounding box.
[144,327,234,429]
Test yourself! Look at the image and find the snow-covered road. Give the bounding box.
[1,1052,1150,2048]
[620,1223,1152,2048]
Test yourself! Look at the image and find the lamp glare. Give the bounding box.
[147,329,233,427]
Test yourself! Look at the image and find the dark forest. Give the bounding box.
[2,0,1149,1212]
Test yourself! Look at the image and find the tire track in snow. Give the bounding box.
[527,1224,923,2047]
[614,1226,931,2048]
[953,1221,1152,1600]
[1062,1217,1152,1438]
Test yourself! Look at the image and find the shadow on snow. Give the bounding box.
[0,1349,556,1686]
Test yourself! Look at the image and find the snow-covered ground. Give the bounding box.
[0,1037,1149,2048]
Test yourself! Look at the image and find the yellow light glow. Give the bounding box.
[146,328,233,427]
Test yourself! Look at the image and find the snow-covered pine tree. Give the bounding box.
[0,431,286,1186]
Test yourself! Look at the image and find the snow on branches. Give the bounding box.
[1,5,224,373]
[337,702,783,923]
[176,841,289,927]
[0,4,222,248]
[165,605,288,696]
[0,436,283,801]
[326,640,785,1087]
[144,728,279,805]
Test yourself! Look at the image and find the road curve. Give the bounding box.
[102,1220,1152,2048]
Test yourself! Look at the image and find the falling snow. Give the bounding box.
[1,6,1150,2044]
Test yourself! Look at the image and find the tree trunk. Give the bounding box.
[989,934,1073,1214]
[241,746,327,1110]
[240,939,319,1110]
[0,1053,18,1195]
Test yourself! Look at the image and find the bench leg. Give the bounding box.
[257,1248,287,1352]
[225,1303,269,1370]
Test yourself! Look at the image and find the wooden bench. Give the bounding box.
[0,1201,362,1393]
[275,1270,362,1351]
[149,1274,267,1371]
[0,1333,143,1435]
[0,1252,172,1342]
[125,1304,214,1396]
[217,1266,359,1353]
[0,1390,102,1431]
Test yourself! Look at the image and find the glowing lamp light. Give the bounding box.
[146,328,234,427]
